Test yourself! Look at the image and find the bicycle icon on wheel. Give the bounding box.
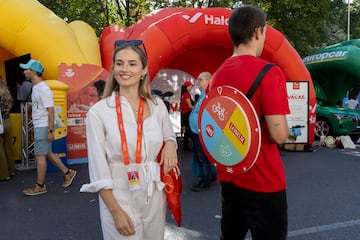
[212,102,225,121]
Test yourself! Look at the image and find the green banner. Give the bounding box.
[304,39,360,104]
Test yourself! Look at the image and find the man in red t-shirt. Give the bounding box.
[209,6,290,240]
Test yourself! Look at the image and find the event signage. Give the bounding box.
[286,81,309,143]
[199,86,261,175]
[58,63,109,164]
[182,12,228,25]
[303,51,348,63]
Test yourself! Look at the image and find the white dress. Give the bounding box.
[80,92,177,240]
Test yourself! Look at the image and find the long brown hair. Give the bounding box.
[0,81,12,103]
[0,81,13,114]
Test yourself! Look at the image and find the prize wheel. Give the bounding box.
[198,86,261,174]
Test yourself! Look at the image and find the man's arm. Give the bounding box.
[265,115,289,144]
[47,107,55,132]
[185,98,194,109]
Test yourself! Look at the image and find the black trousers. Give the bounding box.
[181,112,192,149]
[220,181,288,240]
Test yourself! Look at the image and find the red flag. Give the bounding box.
[157,144,182,227]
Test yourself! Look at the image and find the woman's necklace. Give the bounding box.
[128,98,140,115]
[120,92,140,115]
[130,104,139,114]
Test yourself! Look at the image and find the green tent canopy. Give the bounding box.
[303,39,360,105]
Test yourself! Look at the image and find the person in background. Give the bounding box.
[93,79,106,98]
[344,90,359,109]
[189,71,217,191]
[20,59,77,196]
[80,41,178,240]
[78,79,106,111]
[17,78,33,103]
[209,6,290,240]
[17,77,34,143]
[180,81,194,150]
[151,89,174,113]
[0,80,15,180]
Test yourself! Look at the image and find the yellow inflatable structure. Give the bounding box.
[0,0,101,80]
[0,0,103,162]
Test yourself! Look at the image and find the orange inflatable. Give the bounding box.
[100,7,315,147]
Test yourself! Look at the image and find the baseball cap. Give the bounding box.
[183,81,194,87]
[19,59,44,73]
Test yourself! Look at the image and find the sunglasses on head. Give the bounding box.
[114,39,147,55]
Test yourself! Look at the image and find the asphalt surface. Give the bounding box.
[1,141,360,240]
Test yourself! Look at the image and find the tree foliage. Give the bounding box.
[39,0,360,57]
[350,0,360,39]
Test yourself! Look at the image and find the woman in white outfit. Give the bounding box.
[80,41,178,240]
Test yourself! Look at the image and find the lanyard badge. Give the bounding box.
[115,93,145,191]
[127,169,140,191]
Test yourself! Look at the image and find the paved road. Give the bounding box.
[1,142,360,240]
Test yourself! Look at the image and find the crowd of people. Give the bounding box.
[0,5,293,240]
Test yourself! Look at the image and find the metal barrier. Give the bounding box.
[16,102,36,170]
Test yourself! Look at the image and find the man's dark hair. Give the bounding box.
[228,5,267,47]
[93,80,106,98]
[36,71,43,77]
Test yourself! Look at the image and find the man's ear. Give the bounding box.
[254,27,262,40]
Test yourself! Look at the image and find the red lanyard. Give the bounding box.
[115,93,145,165]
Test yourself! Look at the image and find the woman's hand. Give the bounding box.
[99,189,135,236]
[160,140,178,174]
[113,209,136,236]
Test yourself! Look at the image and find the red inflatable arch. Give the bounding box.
[100,7,315,147]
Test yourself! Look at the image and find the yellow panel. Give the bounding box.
[46,80,69,140]
[9,113,21,161]
[223,107,250,156]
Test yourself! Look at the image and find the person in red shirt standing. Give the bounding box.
[209,6,290,240]
[180,81,194,151]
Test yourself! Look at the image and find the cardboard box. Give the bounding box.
[283,143,305,151]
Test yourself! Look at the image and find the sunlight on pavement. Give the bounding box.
[165,224,218,240]
[288,219,360,238]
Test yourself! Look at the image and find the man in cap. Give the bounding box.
[20,59,77,196]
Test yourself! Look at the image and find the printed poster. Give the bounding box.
[286,81,309,143]
[58,63,109,164]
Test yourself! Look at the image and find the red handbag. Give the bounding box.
[157,144,182,227]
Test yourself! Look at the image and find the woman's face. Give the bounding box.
[186,85,193,92]
[113,48,146,88]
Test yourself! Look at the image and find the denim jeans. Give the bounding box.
[192,134,213,184]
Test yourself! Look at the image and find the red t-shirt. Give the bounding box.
[181,92,192,114]
[209,55,290,192]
